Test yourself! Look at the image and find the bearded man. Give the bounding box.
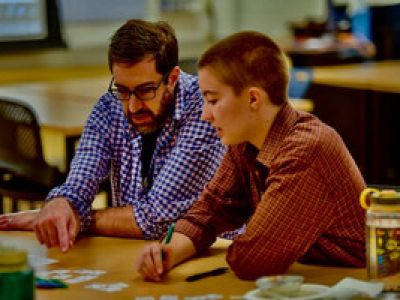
[0,19,225,252]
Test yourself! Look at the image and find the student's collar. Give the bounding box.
[256,102,298,167]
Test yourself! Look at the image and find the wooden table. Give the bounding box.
[309,61,400,185]
[0,77,313,172]
[0,231,367,299]
[313,61,400,94]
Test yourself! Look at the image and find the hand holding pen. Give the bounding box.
[135,223,175,282]
[162,222,175,259]
[164,223,175,244]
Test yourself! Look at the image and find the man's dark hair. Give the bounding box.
[108,19,178,78]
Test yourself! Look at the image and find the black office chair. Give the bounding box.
[0,98,64,213]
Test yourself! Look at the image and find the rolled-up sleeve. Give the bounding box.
[46,97,112,231]
[175,148,251,251]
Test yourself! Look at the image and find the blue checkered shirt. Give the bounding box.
[46,72,226,239]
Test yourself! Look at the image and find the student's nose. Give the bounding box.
[201,104,212,122]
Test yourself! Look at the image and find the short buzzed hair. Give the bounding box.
[198,31,289,105]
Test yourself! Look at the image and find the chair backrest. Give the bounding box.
[0,98,65,193]
[0,98,44,163]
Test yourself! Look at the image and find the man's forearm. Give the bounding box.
[0,209,39,231]
[89,206,142,238]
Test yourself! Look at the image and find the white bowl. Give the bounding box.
[256,275,304,297]
[245,283,331,300]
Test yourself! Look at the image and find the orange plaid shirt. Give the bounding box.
[175,102,366,280]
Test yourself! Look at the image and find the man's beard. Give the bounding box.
[128,89,175,135]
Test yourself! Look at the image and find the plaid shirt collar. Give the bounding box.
[173,73,187,122]
[256,101,300,167]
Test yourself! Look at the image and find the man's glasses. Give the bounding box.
[108,72,169,102]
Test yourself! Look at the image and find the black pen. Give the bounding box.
[185,267,229,282]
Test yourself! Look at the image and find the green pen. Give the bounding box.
[161,223,175,261]
[164,223,175,245]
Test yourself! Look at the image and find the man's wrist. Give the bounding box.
[88,209,97,233]
[12,210,40,230]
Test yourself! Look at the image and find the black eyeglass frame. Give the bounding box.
[108,72,170,102]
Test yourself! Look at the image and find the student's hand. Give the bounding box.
[136,242,173,282]
[34,197,81,253]
[0,210,39,231]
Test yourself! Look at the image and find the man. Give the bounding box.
[0,20,225,253]
[136,31,366,281]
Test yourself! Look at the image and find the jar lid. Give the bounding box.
[371,190,400,205]
[0,246,27,265]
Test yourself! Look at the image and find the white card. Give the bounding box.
[86,282,129,292]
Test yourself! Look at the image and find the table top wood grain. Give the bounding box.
[0,231,366,300]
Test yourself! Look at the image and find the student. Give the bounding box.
[135,31,366,281]
[0,19,225,252]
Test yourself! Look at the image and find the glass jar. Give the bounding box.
[0,246,34,300]
[360,188,400,291]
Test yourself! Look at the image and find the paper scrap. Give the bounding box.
[36,268,106,284]
[327,277,384,298]
[160,296,179,300]
[86,282,129,292]
[184,294,223,300]
[28,255,58,267]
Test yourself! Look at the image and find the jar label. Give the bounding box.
[368,226,400,291]
[374,227,400,276]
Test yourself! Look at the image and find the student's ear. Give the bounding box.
[167,66,180,90]
[248,88,263,110]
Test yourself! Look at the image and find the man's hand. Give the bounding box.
[0,210,39,231]
[34,197,81,253]
[135,242,172,282]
